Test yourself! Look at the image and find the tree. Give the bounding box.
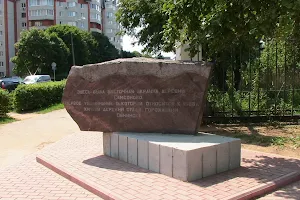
[117,0,169,54]
[117,0,300,57]
[11,29,69,76]
[121,50,136,58]
[132,51,142,57]
[91,32,120,63]
[45,25,93,67]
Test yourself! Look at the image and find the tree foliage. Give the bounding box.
[91,32,120,62]
[117,0,300,57]
[12,25,120,77]
[45,25,95,66]
[12,29,69,76]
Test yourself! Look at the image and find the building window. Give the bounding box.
[81,13,84,17]
[22,22,27,27]
[0,20,2,26]
[59,11,63,17]
[47,9,54,15]
[68,11,76,17]
[0,52,3,56]
[107,12,113,18]
[21,13,26,18]
[67,22,76,26]
[110,29,113,32]
[0,10,2,16]
[29,0,54,6]
[80,4,84,8]
[58,1,62,6]
[109,21,112,24]
[21,3,26,8]
[59,21,62,24]
[80,22,84,28]
[0,62,4,67]
[90,13,101,20]
[0,72,4,77]
[34,21,42,26]
[29,9,54,16]
[67,2,76,7]
[0,41,2,46]
[0,31,2,36]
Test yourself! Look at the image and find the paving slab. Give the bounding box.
[36,132,300,200]
[0,149,102,199]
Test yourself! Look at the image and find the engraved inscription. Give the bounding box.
[78,89,198,118]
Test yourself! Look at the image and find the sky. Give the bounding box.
[122,34,176,59]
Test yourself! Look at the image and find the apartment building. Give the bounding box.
[0,0,122,77]
[103,0,121,50]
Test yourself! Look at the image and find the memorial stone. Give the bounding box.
[63,58,212,134]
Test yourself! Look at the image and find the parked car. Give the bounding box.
[0,77,22,92]
[23,75,51,84]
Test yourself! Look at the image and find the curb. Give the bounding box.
[37,155,300,200]
[36,155,124,200]
[226,171,300,200]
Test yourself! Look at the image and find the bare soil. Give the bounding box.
[200,124,300,158]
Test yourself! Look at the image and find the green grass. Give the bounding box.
[0,116,17,125]
[36,103,65,114]
[215,130,293,147]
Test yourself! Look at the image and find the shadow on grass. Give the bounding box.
[0,116,17,125]
[15,103,64,114]
[201,125,290,147]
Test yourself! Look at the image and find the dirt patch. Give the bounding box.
[200,124,300,158]
[8,112,40,121]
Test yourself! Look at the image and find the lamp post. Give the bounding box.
[70,17,86,66]
[51,62,57,81]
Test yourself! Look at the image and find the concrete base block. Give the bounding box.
[103,133,112,156]
[118,135,128,162]
[138,140,148,169]
[160,146,173,177]
[128,138,137,165]
[149,143,159,173]
[103,132,241,182]
[111,133,119,159]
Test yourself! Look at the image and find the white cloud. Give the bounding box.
[122,34,175,59]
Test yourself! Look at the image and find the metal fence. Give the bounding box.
[203,39,300,123]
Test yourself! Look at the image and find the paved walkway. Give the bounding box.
[260,181,300,199]
[0,109,79,168]
[0,109,299,199]
[36,132,300,200]
[0,154,102,200]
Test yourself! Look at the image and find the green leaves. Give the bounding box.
[117,0,300,58]
[12,29,70,77]
[12,25,120,78]
[0,90,10,117]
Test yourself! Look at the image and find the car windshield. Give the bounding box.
[23,76,39,82]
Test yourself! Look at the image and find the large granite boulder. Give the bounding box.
[63,58,212,134]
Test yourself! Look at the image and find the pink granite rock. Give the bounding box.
[63,58,212,134]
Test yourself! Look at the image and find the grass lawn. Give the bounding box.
[202,123,300,158]
[36,103,65,114]
[0,116,17,125]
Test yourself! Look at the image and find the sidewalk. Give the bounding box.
[0,109,299,199]
[0,109,79,168]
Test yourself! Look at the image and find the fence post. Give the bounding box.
[284,41,287,116]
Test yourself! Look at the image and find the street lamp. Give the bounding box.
[70,17,86,66]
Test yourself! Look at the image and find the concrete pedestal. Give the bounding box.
[103,132,241,182]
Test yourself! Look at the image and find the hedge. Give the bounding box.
[0,89,10,116]
[13,80,66,112]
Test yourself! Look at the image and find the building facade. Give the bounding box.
[0,0,122,77]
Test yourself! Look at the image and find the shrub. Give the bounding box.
[0,89,10,117]
[13,80,66,112]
